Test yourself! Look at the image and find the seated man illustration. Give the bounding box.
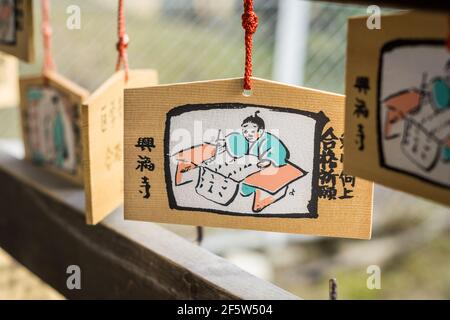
[218,110,287,166]
[216,111,297,212]
[383,59,450,166]
[173,111,306,213]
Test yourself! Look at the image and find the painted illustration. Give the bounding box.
[0,0,15,45]
[25,86,78,175]
[165,103,327,217]
[379,41,450,188]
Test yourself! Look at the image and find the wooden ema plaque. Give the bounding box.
[124,78,373,239]
[20,71,89,185]
[82,69,158,224]
[345,11,450,206]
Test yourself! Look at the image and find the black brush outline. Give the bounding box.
[164,102,329,219]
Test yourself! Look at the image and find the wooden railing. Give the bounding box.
[0,141,299,299]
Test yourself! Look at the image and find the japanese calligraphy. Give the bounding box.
[136,155,155,172]
[100,96,122,133]
[354,76,370,94]
[356,124,365,151]
[135,137,155,152]
[353,76,370,151]
[353,98,369,118]
[135,137,156,199]
[105,143,121,171]
[318,128,356,200]
[139,176,151,199]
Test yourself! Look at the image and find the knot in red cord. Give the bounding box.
[42,25,52,37]
[241,0,258,91]
[241,11,258,35]
[116,34,129,52]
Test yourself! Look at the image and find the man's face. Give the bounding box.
[242,122,263,142]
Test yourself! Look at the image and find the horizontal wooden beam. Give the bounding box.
[319,0,450,11]
[0,142,298,300]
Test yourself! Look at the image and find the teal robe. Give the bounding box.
[53,111,67,168]
[431,78,450,161]
[431,78,450,110]
[225,132,288,196]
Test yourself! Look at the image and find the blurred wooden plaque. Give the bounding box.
[345,11,450,206]
[124,78,373,239]
[82,70,158,225]
[20,71,89,184]
[0,0,34,62]
[0,52,18,109]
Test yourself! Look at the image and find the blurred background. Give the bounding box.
[1,0,450,300]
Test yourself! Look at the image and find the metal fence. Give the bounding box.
[1,0,369,137]
[23,0,370,91]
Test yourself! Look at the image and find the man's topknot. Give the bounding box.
[241,110,265,130]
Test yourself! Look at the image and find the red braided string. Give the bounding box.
[41,0,55,73]
[242,0,258,91]
[116,0,129,81]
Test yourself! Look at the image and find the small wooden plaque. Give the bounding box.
[124,78,373,239]
[19,71,89,184]
[345,11,450,206]
[0,0,34,62]
[82,70,158,225]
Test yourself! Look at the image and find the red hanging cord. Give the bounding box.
[116,0,129,82]
[41,0,55,73]
[242,0,258,91]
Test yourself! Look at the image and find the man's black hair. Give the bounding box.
[445,59,450,72]
[241,111,265,130]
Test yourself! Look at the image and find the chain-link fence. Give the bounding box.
[21,0,367,91]
[1,0,368,137]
